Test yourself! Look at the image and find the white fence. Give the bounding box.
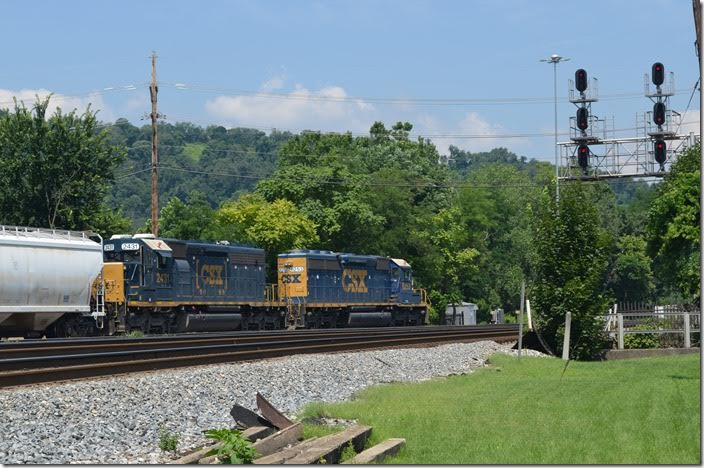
[603,309,701,349]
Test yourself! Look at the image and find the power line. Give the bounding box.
[164,81,698,106]
[675,78,701,135]
[137,163,660,190]
[0,83,147,108]
[143,115,701,145]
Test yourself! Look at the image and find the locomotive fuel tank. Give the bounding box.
[0,226,103,336]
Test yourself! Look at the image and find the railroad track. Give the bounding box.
[0,325,518,388]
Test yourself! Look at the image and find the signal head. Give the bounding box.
[652,62,665,86]
[577,144,589,169]
[653,102,666,126]
[576,107,589,130]
[654,139,666,164]
[575,69,588,93]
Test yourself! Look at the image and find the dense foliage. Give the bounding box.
[530,182,612,359]
[647,144,700,303]
[1,97,697,354]
[105,119,292,224]
[0,97,129,237]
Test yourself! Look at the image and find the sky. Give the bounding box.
[0,0,700,161]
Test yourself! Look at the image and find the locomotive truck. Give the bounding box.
[0,226,427,337]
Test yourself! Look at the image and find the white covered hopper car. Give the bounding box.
[0,226,104,337]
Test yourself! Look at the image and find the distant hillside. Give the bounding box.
[104,119,292,227]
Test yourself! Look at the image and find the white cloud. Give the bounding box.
[205,78,376,133]
[415,111,506,155]
[0,88,114,121]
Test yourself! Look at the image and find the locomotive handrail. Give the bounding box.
[265,283,279,303]
[414,288,428,306]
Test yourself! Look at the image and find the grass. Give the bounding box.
[183,143,206,162]
[299,354,701,464]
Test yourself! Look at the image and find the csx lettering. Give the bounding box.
[201,264,224,286]
[281,274,301,284]
[342,269,368,293]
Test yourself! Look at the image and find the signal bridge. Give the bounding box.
[558,63,700,181]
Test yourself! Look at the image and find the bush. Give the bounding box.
[205,428,258,464]
[624,320,660,349]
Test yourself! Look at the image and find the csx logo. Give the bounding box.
[201,264,224,286]
[281,274,302,284]
[342,269,368,293]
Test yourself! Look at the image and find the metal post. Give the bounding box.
[518,281,525,359]
[617,313,624,350]
[526,299,533,331]
[700,8,704,323]
[561,312,572,360]
[553,61,559,202]
[541,54,569,203]
[684,313,691,348]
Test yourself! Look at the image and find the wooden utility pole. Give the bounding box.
[694,0,701,66]
[149,51,159,237]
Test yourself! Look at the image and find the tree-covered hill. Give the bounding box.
[104,119,292,225]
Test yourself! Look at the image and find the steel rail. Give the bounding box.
[0,325,518,388]
[0,325,497,348]
[0,325,508,357]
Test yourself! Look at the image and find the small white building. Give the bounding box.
[444,302,477,325]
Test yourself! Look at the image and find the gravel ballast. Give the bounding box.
[0,340,545,464]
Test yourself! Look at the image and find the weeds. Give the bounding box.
[205,428,258,464]
[158,426,179,453]
[340,441,357,463]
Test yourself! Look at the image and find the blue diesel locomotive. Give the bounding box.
[277,250,425,328]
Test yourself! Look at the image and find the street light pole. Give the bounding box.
[541,54,570,202]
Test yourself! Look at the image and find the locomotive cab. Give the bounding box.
[390,258,421,304]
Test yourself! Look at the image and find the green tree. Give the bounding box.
[531,182,612,360]
[206,193,319,279]
[158,190,214,240]
[647,144,700,302]
[0,97,126,230]
[608,235,654,303]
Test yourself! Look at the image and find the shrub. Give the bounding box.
[158,426,179,453]
[205,428,258,464]
[624,320,660,349]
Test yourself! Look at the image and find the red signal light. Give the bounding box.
[577,144,589,169]
[577,107,589,130]
[652,62,665,86]
[575,69,588,93]
[654,139,666,164]
[653,102,666,126]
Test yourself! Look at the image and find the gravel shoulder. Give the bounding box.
[0,340,545,464]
